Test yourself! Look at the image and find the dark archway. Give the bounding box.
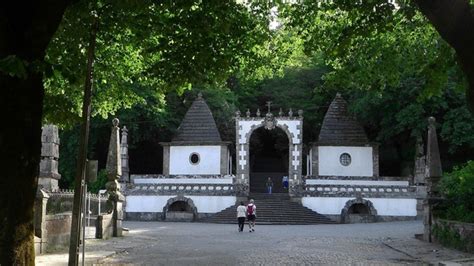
[249,126,289,193]
[341,198,377,223]
[162,196,198,222]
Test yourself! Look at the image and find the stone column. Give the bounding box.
[105,118,125,237]
[120,126,130,183]
[423,117,443,242]
[38,125,61,191]
[34,189,49,240]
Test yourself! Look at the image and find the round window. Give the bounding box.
[189,153,200,165]
[340,153,351,166]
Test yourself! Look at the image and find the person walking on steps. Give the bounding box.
[247,199,256,232]
[236,201,246,232]
[266,177,273,194]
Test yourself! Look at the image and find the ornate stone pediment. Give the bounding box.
[262,112,277,130]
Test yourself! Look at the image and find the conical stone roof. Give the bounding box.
[318,93,368,145]
[172,93,222,142]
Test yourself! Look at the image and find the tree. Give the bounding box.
[280,0,474,112]
[415,0,474,112]
[0,1,273,264]
[0,2,73,264]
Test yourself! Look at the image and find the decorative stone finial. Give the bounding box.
[288,108,293,118]
[428,116,436,125]
[298,109,303,118]
[112,118,120,127]
[256,108,261,117]
[266,101,272,114]
[246,109,251,117]
[336,92,342,97]
[197,92,203,99]
[235,110,241,118]
[278,108,283,117]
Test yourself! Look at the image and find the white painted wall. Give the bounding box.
[305,179,409,186]
[169,146,221,175]
[318,146,373,176]
[125,195,236,213]
[237,119,301,144]
[133,178,233,184]
[302,197,417,216]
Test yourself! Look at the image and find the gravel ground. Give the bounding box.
[91,220,472,265]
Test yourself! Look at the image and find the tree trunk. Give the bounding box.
[0,73,44,265]
[0,2,71,264]
[415,0,474,112]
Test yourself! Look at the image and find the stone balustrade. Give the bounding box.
[125,183,235,196]
[131,174,235,179]
[304,184,417,198]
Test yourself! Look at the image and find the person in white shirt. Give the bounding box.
[247,199,256,232]
[236,201,247,232]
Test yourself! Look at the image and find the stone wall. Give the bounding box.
[433,218,474,253]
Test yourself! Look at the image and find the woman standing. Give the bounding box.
[236,201,246,232]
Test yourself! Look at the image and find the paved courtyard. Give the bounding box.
[36,220,473,265]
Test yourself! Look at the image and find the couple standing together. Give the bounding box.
[236,199,256,232]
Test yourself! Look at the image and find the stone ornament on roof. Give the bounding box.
[318,93,368,145]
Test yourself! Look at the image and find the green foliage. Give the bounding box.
[0,55,28,79]
[439,161,474,223]
[89,169,108,194]
[43,0,272,128]
[432,223,466,251]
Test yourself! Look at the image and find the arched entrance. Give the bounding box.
[235,107,303,196]
[249,126,289,193]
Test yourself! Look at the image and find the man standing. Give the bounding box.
[266,177,273,194]
[247,199,256,232]
[236,201,246,232]
[282,175,289,190]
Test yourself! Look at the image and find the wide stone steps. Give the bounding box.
[199,193,336,225]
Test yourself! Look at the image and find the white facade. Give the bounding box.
[302,197,417,216]
[126,195,236,213]
[318,146,373,176]
[169,145,221,175]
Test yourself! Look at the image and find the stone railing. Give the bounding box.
[305,176,411,182]
[125,183,235,196]
[304,184,417,198]
[46,189,108,215]
[131,174,234,179]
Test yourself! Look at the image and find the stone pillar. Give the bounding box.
[38,125,61,191]
[423,117,443,242]
[34,189,49,239]
[372,144,379,177]
[105,118,125,237]
[414,137,427,218]
[120,126,130,183]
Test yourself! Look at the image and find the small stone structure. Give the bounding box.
[125,94,236,221]
[302,94,418,223]
[160,93,231,177]
[38,125,61,191]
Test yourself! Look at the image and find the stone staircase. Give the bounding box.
[199,193,336,225]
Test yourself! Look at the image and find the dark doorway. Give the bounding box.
[249,127,289,193]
